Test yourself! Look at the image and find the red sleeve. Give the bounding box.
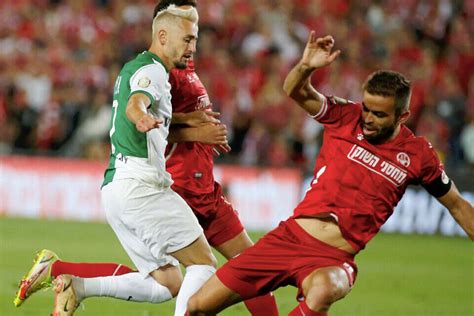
[311,95,361,129]
[418,138,452,197]
[420,139,444,185]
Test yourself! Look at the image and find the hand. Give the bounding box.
[184,110,221,127]
[195,123,228,145]
[213,143,231,156]
[300,32,341,70]
[136,114,162,133]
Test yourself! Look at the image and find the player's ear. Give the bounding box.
[397,110,410,125]
[158,29,167,45]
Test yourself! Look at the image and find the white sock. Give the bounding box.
[73,272,172,303]
[174,265,216,316]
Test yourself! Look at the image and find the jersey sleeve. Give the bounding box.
[419,140,452,197]
[129,64,168,105]
[311,95,361,129]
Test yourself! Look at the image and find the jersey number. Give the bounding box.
[109,100,119,154]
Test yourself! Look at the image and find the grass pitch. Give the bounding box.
[0,217,472,316]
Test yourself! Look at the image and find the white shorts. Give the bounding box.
[101,178,203,277]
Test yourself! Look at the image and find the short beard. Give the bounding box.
[365,124,396,144]
[174,61,188,69]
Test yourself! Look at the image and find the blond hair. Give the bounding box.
[152,5,199,38]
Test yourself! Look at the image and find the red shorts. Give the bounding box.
[172,182,244,247]
[216,218,357,300]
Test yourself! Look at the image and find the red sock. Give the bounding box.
[244,293,279,316]
[51,260,135,278]
[289,301,327,316]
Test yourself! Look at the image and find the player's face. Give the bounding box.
[169,19,198,69]
[360,91,400,144]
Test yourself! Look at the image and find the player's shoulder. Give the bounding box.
[327,95,359,107]
[398,126,435,152]
[326,95,362,115]
[124,52,167,76]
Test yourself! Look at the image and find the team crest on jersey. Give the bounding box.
[138,77,151,88]
[396,152,410,167]
[196,94,211,110]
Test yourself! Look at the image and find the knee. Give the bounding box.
[199,251,218,268]
[187,294,215,315]
[305,272,349,311]
[150,266,183,297]
[155,277,181,297]
[166,279,182,297]
[187,295,200,313]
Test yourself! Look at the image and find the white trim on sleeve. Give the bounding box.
[309,95,328,120]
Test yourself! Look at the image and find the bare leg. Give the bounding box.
[187,274,243,315]
[170,235,217,316]
[296,266,351,313]
[213,230,253,259]
[214,231,279,316]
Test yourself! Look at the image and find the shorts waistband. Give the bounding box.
[285,218,355,261]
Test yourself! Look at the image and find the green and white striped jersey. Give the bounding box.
[102,51,173,189]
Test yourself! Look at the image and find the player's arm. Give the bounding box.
[168,110,231,153]
[126,93,162,133]
[283,32,340,116]
[171,110,220,127]
[168,123,228,146]
[436,183,474,240]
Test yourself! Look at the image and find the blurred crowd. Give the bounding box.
[0,0,473,172]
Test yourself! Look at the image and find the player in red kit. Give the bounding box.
[186,32,474,316]
[164,59,279,315]
[14,1,278,315]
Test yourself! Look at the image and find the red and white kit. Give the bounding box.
[217,96,447,297]
[165,61,244,246]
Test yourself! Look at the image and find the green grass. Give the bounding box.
[1,217,472,315]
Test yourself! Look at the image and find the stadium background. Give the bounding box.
[0,0,473,315]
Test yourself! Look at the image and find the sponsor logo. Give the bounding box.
[63,280,72,291]
[347,145,407,186]
[164,117,171,127]
[357,133,364,141]
[187,72,199,83]
[138,77,151,88]
[64,299,70,312]
[396,152,410,167]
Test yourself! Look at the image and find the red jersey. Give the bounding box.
[293,96,446,252]
[165,61,215,194]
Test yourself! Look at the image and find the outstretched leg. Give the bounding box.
[171,235,217,316]
[214,231,279,316]
[290,266,352,315]
[187,274,243,315]
[51,264,182,316]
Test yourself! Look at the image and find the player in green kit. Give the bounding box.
[46,5,216,316]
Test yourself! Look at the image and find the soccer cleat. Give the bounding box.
[52,275,78,316]
[14,249,59,307]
